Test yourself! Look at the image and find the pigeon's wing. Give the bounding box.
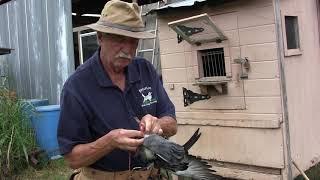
[175,155,223,180]
[143,134,187,171]
[183,128,201,151]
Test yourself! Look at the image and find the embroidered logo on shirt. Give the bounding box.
[139,86,157,107]
[142,92,152,103]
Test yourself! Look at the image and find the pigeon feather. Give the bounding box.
[136,129,223,180]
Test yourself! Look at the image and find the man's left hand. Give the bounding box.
[139,114,163,135]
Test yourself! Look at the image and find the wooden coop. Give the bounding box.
[151,0,320,179]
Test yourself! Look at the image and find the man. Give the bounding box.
[57,0,177,179]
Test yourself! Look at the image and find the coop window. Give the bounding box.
[285,16,300,50]
[200,48,226,77]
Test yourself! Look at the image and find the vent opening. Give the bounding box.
[200,48,226,77]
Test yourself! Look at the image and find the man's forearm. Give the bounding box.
[64,133,114,169]
[159,116,177,138]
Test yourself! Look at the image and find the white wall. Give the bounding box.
[280,0,320,177]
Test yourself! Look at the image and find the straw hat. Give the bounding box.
[87,0,154,39]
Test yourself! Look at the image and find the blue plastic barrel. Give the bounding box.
[22,99,49,127]
[31,105,61,159]
[22,99,49,116]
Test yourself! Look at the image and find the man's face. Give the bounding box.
[98,33,139,72]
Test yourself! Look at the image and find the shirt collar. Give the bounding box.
[91,48,141,88]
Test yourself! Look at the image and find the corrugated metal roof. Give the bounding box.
[149,0,233,14]
[158,0,207,10]
[147,0,207,14]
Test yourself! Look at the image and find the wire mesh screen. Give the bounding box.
[200,48,226,77]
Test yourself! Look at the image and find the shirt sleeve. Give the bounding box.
[57,86,92,155]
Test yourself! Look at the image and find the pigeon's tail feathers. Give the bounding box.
[175,155,223,180]
[155,153,188,171]
[183,128,201,151]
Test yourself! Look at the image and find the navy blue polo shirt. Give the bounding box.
[57,49,175,171]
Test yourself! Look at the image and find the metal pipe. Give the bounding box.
[292,160,310,180]
[273,0,293,179]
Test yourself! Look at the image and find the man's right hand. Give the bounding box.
[109,129,144,151]
[64,129,144,169]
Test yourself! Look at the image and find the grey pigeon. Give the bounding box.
[136,128,223,180]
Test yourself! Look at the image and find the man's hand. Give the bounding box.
[140,114,163,135]
[64,129,144,169]
[109,129,144,151]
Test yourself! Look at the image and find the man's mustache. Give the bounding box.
[115,51,132,60]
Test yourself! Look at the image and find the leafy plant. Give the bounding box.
[0,87,37,177]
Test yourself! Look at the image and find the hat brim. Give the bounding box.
[87,23,155,39]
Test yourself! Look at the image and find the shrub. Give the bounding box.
[0,88,37,177]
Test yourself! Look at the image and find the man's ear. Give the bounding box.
[97,32,103,45]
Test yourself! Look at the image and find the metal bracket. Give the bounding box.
[0,48,13,55]
[183,87,210,107]
[177,25,204,36]
[177,25,204,44]
[234,57,250,79]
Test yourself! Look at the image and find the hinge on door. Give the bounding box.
[183,88,210,107]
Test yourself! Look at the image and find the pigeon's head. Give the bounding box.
[136,145,156,163]
[135,134,158,164]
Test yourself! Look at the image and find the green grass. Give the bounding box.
[14,158,72,180]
